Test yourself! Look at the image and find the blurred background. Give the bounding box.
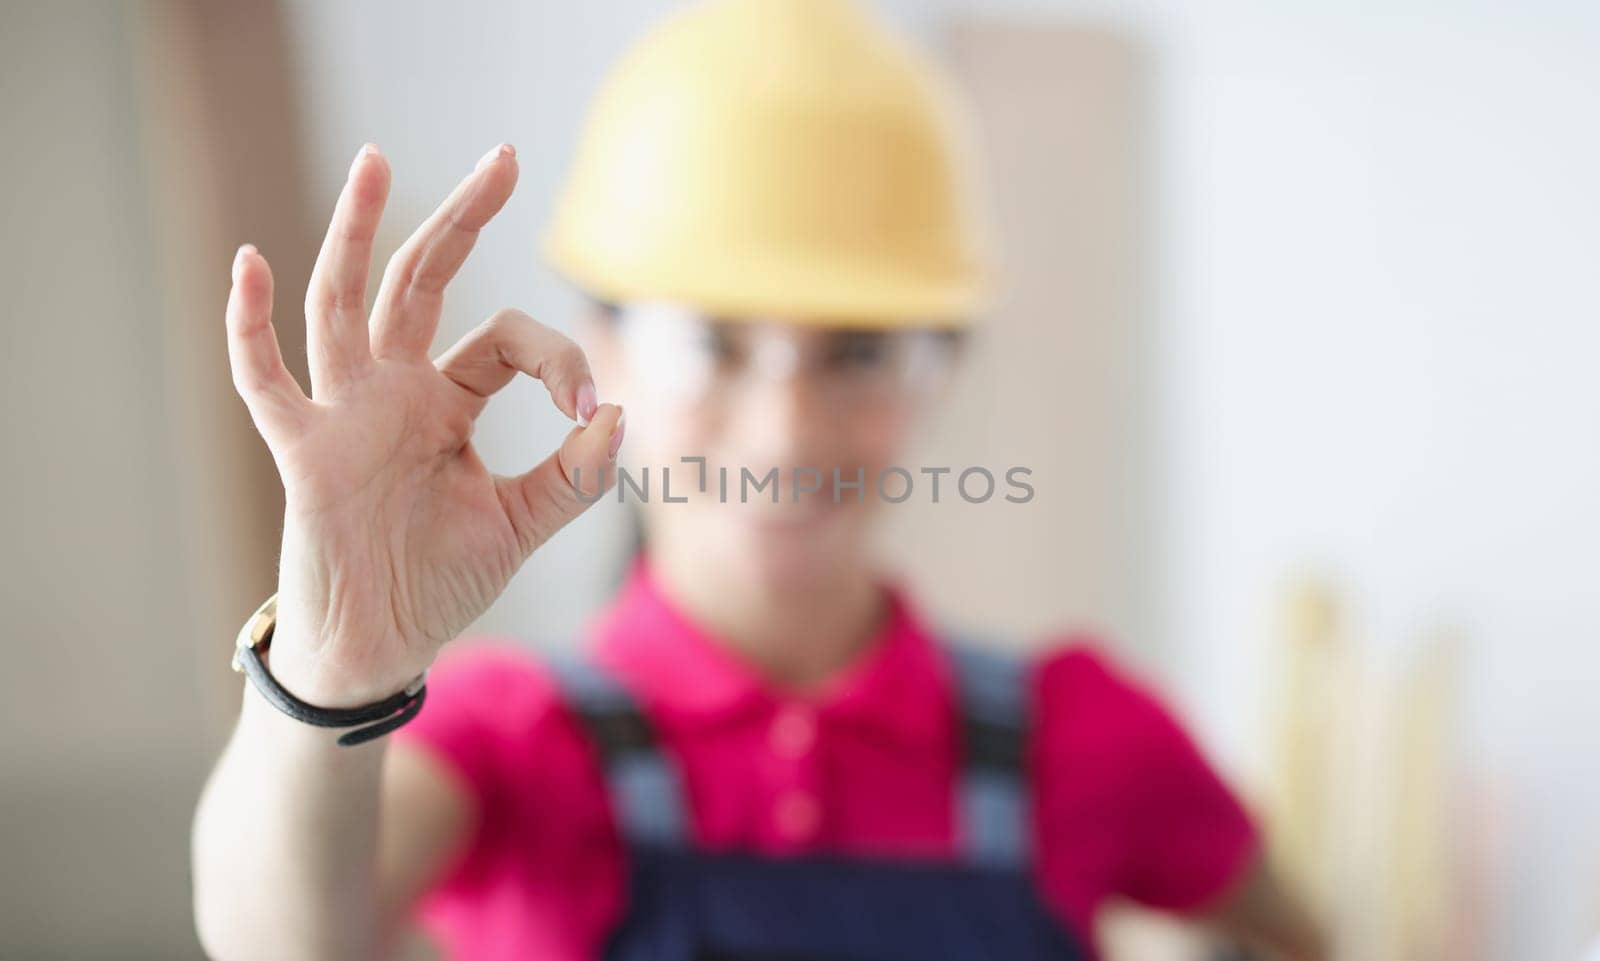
[2,1,1597,959]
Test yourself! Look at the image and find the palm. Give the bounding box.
[224,143,621,705]
[277,364,518,660]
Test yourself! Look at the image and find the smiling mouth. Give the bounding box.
[734,495,851,530]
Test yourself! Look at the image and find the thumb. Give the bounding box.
[495,403,625,556]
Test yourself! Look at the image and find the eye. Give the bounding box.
[822,332,894,371]
[695,323,748,371]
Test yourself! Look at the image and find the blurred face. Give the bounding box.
[582,302,958,586]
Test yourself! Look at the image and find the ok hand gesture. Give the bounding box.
[223,143,622,707]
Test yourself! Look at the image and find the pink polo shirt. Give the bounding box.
[395,555,1260,961]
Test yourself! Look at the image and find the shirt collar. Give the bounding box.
[585,552,951,744]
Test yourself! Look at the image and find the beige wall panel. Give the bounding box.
[881,22,1157,661]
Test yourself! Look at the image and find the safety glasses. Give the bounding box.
[612,302,959,412]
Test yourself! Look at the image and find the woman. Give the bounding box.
[192,1,1325,959]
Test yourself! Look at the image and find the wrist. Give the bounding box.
[240,637,428,747]
[261,640,420,711]
[237,677,380,754]
[231,592,430,746]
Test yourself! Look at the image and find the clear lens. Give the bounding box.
[617,303,951,410]
[616,302,717,401]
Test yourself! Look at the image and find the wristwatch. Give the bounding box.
[231,593,428,747]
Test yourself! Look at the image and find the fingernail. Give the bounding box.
[350,142,379,176]
[608,408,626,461]
[576,381,598,427]
[233,244,256,276]
[475,143,512,172]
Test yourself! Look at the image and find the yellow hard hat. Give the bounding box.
[543,0,989,328]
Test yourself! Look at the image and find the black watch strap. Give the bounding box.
[231,595,428,747]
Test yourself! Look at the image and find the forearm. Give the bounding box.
[192,669,388,961]
[196,137,614,961]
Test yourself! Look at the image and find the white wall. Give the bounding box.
[283,1,1600,956]
[1151,7,1600,958]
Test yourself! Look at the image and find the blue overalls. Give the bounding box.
[547,640,1092,961]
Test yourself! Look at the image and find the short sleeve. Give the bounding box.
[1032,641,1261,918]
[398,643,542,767]
[390,641,567,884]
[391,641,628,959]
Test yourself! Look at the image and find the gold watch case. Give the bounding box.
[230,593,279,674]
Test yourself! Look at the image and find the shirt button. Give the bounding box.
[769,704,817,758]
[774,790,821,842]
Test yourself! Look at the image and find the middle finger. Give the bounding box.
[304,143,390,397]
[370,143,519,360]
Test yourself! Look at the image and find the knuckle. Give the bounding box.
[386,246,421,288]
[485,306,530,333]
[329,287,367,312]
[308,288,365,315]
[411,260,452,295]
[556,341,588,374]
[531,477,576,538]
[444,205,484,238]
[337,222,368,244]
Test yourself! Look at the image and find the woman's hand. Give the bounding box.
[223,142,623,708]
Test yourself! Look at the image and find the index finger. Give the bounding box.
[434,308,599,426]
[369,144,519,360]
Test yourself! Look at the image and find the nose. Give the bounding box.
[731,369,831,470]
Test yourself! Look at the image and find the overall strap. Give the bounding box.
[943,638,1033,870]
[544,654,689,849]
